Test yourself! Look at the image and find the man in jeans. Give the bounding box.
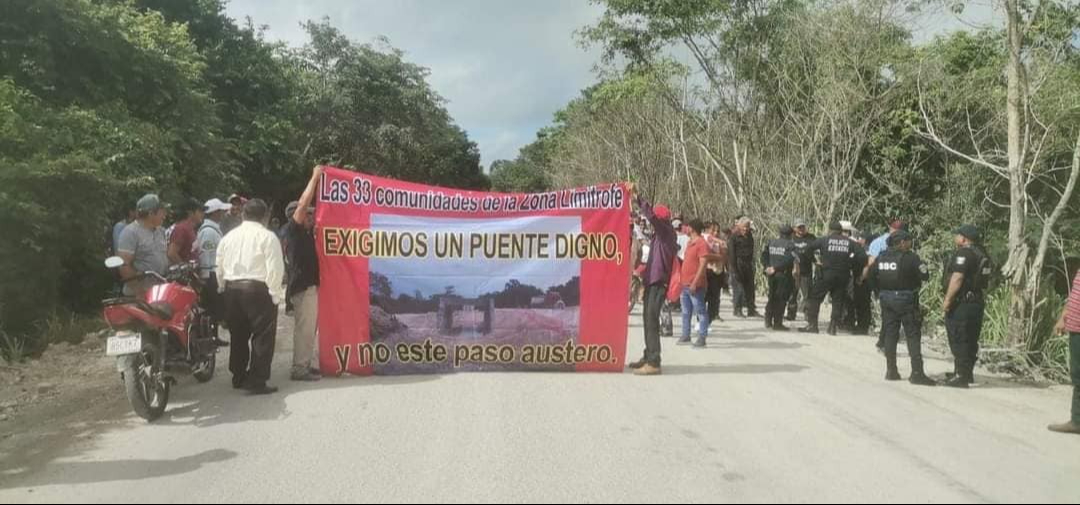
[285,166,324,382]
[625,183,677,376]
[1049,270,1080,434]
[678,220,718,348]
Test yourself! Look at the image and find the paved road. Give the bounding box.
[1,301,1078,503]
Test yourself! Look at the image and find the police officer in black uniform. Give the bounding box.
[851,231,875,335]
[943,224,993,388]
[801,222,868,335]
[762,225,800,331]
[871,231,937,386]
[787,219,816,321]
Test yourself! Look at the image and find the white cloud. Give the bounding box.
[224,0,604,167]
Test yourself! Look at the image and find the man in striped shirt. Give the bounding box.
[1049,271,1080,434]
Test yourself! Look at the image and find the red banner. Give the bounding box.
[315,167,630,375]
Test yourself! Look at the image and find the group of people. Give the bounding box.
[110,166,328,395]
[625,185,992,392]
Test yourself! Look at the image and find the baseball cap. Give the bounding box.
[793,218,808,228]
[779,225,794,236]
[136,194,166,213]
[285,200,316,216]
[954,224,980,242]
[204,198,232,214]
[653,205,672,221]
[829,221,843,232]
[227,193,247,204]
[893,230,913,242]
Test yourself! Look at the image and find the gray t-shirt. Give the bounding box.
[117,222,168,296]
[196,220,223,279]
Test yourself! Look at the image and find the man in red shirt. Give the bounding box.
[168,199,204,265]
[1049,270,1080,434]
[679,220,723,348]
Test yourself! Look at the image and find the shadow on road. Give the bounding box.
[158,373,441,429]
[660,363,809,375]
[1,449,236,488]
[705,341,807,350]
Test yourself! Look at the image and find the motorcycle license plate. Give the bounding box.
[106,333,142,356]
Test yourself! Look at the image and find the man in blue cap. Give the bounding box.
[942,224,993,388]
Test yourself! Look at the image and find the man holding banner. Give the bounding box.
[626,183,677,376]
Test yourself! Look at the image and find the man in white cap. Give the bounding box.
[197,198,231,346]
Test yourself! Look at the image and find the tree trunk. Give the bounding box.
[1004,0,1030,346]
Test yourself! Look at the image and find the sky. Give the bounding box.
[223,0,1000,171]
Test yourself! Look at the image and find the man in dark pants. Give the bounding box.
[870,231,936,386]
[800,222,868,335]
[626,184,677,376]
[787,219,816,321]
[851,231,874,335]
[1048,269,1080,434]
[762,225,799,331]
[728,217,761,318]
[216,199,286,395]
[942,224,992,388]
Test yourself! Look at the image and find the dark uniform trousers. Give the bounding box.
[766,273,795,327]
[225,280,278,387]
[880,290,925,374]
[945,298,985,381]
[852,280,873,333]
[807,270,849,328]
[641,284,667,367]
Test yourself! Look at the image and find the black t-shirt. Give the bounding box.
[807,233,867,275]
[728,231,756,268]
[286,220,320,300]
[943,246,986,297]
[792,233,817,274]
[873,248,928,291]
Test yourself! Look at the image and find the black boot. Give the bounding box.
[734,308,746,318]
[885,354,901,381]
[827,321,838,336]
[944,376,969,388]
[764,316,773,329]
[799,324,819,334]
[909,371,937,387]
[627,358,647,370]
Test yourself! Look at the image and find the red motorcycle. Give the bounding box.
[103,257,218,421]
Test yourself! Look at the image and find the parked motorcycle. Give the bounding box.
[102,257,218,421]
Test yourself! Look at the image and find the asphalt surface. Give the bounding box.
[1,300,1078,503]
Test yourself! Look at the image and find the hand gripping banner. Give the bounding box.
[315,167,631,375]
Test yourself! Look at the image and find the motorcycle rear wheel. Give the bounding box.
[122,340,170,421]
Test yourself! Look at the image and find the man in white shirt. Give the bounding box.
[216,199,286,395]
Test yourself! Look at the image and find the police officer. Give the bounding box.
[801,222,868,335]
[786,219,817,321]
[851,231,874,335]
[943,224,993,388]
[871,231,936,386]
[762,225,800,331]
